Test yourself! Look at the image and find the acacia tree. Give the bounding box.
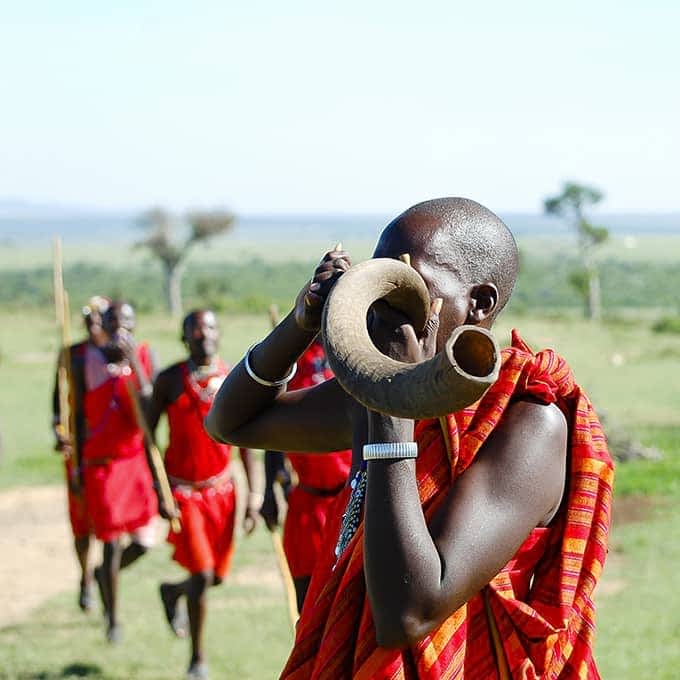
[136,208,235,316]
[544,182,609,320]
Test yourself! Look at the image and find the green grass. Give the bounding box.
[3,234,680,318]
[0,235,377,272]
[612,426,680,498]
[515,233,680,264]
[493,315,680,430]
[596,500,680,679]
[0,530,293,679]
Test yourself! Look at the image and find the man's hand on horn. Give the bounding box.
[367,297,442,364]
[294,245,351,332]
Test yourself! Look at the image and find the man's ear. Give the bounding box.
[467,283,499,324]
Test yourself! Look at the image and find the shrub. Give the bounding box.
[652,316,680,334]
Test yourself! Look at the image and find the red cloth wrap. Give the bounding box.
[284,451,352,578]
[82,345,158,542]
[165,361,236,577]
[65,456,90,538]
[281,331,614,680]
[283,343,352,578]
[164,361,231,482]
[169,481,236,578]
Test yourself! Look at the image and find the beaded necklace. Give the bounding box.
[334,462,368,562]
[186,360,225,403]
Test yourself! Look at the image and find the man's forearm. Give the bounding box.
[363,414,443,648]
[129,355,153,397]
[206,310,316,441]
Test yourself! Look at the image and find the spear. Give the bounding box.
[125,381,182,534]
[52,237,77,470]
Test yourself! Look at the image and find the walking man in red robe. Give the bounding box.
[147,309,258,680]
[261,338,351,612]
[82,300,159,643]
[206,198,614,679]
[52,295,110,611]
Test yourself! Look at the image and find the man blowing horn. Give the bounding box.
[206,198,614,679]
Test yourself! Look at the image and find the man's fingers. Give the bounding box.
[244,514,257,535]
[314,259,350,281]
[304,291,324,309]
[422,298,442,356]
[323,246,348,261]
[314,269,341,283]
[426,298,443,330]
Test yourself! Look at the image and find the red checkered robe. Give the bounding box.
[281,331,614,679]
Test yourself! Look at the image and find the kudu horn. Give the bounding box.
[321,258,500,419]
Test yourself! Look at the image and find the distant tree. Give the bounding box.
[544,182,609,320]
[136,208,235,316]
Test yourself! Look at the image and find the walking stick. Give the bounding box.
[265,302,300,629]
[264,243,344,629]
[52,237,78,474]
[125,381,182,534]
[271,528,299,628]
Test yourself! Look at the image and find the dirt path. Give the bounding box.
[0,480,274,630]
[0,485,80,628]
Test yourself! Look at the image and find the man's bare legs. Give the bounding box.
[293,576,311,615]
[95,539,149,643]
[74,535,93,611]
[160,570,220,679]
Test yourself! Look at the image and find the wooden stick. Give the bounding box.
[268,303,280,329]
[52,238,76,460]
[53,237,65,328]
[125,381,181,533]
[270,529,299,630]
[265,301,299,630]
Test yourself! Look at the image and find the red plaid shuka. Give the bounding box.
[281,331,614,679]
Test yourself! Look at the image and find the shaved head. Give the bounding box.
[374,197,519,322]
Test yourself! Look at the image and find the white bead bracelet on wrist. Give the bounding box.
[362,442,418,461]
[244,343,297,388]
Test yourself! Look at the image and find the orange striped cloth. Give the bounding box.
[280,331,614,679]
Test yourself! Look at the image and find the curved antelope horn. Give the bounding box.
[321,258,501,419]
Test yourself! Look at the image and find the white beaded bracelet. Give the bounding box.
[362,442,418,461]
[244,343,298,388]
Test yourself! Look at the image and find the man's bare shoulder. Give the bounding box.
[154,362,186,396]
[156,361,185,382]
[479,398,568,526]
[506,398,567,440]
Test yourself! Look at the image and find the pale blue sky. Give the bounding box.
[1,1,677,214]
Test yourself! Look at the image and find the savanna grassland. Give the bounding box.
[0,231,679,678]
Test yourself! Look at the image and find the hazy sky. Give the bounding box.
[1,1,677,215]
